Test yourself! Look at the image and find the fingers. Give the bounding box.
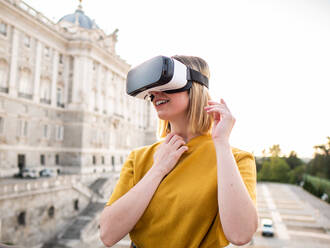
[175,145,188,157]
[207,99,230,111]
[168,135,183,145]
[204,105,228,115]
[173,139,186,150]
[164,133,176,144]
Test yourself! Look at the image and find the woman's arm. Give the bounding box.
[205,99,258,245]
[215,142,258,245]
[99,133,188,247]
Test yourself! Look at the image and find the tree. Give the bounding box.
[307,137,330,179]
[269,144,281,157]
[258,160,272,181]
[269,157,290,182]
[288,165,306,184]
[285,150,304,170]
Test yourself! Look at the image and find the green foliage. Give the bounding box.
[288,165,306,184]
[257,140,329,203]
[285,151,304,170]
[303,174,330,199]
[258,157,290,182]
[307,137,330,179]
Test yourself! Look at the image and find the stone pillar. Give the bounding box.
[51,50,59,107]
[104,70,110,114]
[63,55,69,107]
[71,56,80,105]
[96,64,102,113]
[83,58,93,111]
[33,41,42,103]
[8,28,19,97]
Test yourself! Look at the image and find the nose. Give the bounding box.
[148,91,163,102]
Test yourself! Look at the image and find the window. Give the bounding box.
[102,156,105,164]
[55,154,59,165]
[18,211,26,226]
[0,116,4,134]
[0,22,7,36]
[19,69,32,96]
[40,154,45,165]
[74,199,79,211]
[0,59,9,90]
[48,206,55,218]
[56,125,64,140]
[93,155,96,165]
[43,124,50,139]
[59,54,63,64]
[57,87,63,107]
[18,120,28,137]
[44,47,50,57]
[111,156,115,165]
[40,79,51,102]
[24,35,30,48]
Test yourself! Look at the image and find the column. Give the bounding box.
[96,64,102,113]
[71,56,80,105]
[8,28,19,97]
[63,55,69,107]
[82,58,92,110]
[33,41,42,102]
[51,50,59,107]
[104,70,110,115]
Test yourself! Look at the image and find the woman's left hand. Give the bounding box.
[204,99,236,145]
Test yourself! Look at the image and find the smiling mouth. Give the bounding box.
[155,100,170,106]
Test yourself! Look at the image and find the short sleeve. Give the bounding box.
[235,151,257,206]
[105,151,135,207]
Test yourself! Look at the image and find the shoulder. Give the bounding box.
[231,146,256,167]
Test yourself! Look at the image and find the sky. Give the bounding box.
[24,0,330,158]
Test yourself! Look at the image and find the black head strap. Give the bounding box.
[187,68,209,88]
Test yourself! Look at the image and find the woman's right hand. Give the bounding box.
[152,133,188,177]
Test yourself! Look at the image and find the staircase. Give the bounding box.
[42,176,117,248]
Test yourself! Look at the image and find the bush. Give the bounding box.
[303,174,330,203]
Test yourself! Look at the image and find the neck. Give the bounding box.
[169,116,199,143]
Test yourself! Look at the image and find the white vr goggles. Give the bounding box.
[126,56,209,100]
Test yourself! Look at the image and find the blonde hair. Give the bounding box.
[157,55,213,139]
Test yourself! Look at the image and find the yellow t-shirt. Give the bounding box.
[106,134,257,248]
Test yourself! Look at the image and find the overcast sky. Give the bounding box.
[24,0,330,158]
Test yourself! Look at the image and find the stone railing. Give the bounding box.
[5,0,56,28]
[0,175,83,199]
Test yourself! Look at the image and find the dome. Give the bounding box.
[58,7,98,29]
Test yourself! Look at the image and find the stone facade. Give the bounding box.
[0,0,158,177]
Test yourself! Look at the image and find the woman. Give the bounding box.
[100,55,258,247]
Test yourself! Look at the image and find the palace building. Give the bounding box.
[0,0,157,177]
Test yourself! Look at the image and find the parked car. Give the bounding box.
[14,168,39,179]
[261,218,274,237]
[39,168,54,177]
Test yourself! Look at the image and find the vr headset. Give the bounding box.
[126,56,209,100]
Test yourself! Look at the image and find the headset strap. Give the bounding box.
[187,68,209,88]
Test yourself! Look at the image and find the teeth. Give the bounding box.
[156,100,169,106]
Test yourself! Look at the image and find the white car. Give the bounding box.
[261,218,274,237]
[21,168,39,179]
